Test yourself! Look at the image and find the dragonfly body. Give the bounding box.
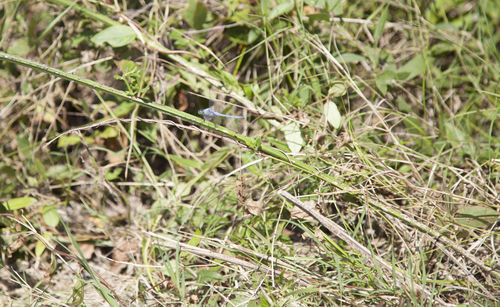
[198,107,244,121]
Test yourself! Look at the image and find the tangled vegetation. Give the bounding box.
[0,0,499,305]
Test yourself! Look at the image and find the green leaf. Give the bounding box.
[224,25,252,45]
[455,206,499,228]
[397,97,411,113]
[307,12,330,22]
[112,101,136,117]
[197,269,223,283]
[268,2,294,21]
[403,116,427,136]
[310,77,322,98]
[68,276,85,306]
[4,197,37,210]
[396,54,427,81]
[305,0,342,14]
[296,85,311,107]
[242,152,263,176]
[375,69,395,95]
[17,134,32,158]
[324,101,342,128]
[100,126,118,139]
[167,154,203,169]
[247,28,261,44]
[47,165,72,180]
[374,8,388,46]
[35,232,53,257]
[7,37,32,56]
[181,229,202,258]
[105,168,122,181]
[91,25,136,48]
[444,122,475,157]
[260,294,271,307]
[43,206,60,228]
[117,59,137,73]
[57,135,81,148]
[328,82,347,97]
[334,53,367,64]
[184,0,208,30]
[282,122,304,153]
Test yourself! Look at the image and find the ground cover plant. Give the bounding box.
[0,0,499,305]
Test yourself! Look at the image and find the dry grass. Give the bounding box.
[0,0,499,306]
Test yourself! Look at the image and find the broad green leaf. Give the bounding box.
[57,135,81,148]
[113,101,136,117]
[32,158,46,179]
[363,46,380,66]
[376,69,395,95]
[397,97,411,113]
[307,12,330,22]
[282,122,304,153]
[260,295,271,307]
[175,182,191,198]
[327,0,343,14]
[247,28,261,44]
[17,134,32,158]
[398,165,412,173]
[168,29,191,49]
[100,126,118,139]
[117,59,137,73]
[150,198,169,215]
[224,25,252,45]
[91,25,136,48]
[310,77,322,98]
[397,54,428,81]
[105,168,122,181]
[242,84,254,99]
[334,53,367,64]
[297,85,311,107]
[184,0,208,30]
[7,37,32,56]
[46,164,72,180]
[445,122,475,157]
[328,82,347,97]
[305,0,342,14]
[181,229,202,258]
[455,206,499,228]
[217,69,238,87]
[268,2,294,21]
[35,232,53,257]
[43,206,60,228]
[4,197,37,210]
[324,101,342,128]
[198,269,223,283]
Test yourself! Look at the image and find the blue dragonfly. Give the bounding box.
[198,103,244,121]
